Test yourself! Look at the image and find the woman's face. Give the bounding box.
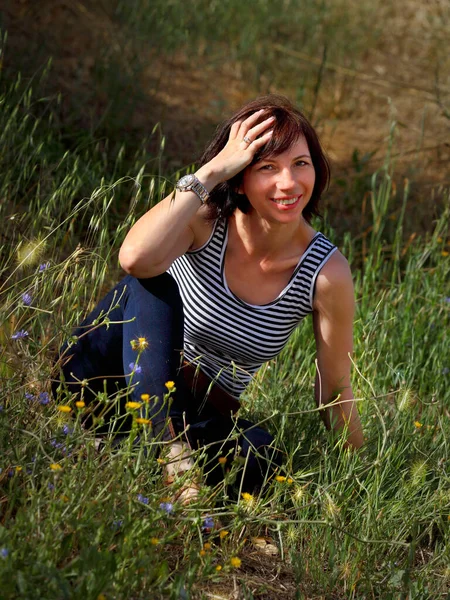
[239,136,315,223]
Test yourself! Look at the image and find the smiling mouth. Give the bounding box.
[271,196,301,206]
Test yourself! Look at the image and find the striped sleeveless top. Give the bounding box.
[168,219,336,399]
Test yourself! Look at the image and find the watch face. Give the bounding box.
[178,174,195,188]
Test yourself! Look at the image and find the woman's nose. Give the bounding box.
[276,168,297,190]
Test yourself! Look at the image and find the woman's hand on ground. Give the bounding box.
[197,110,274,187]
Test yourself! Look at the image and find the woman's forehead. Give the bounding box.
[258,136,310,161]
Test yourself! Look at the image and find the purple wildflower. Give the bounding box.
[202,516,214,530]
[445,297,450,303]
[39,262,50,272]
[47,482,55,491]
[129,362,142,374]
[62,425,73,435]
[112,519,123,530]
[25,392,35,401]
[11,329,28,340]
[159,502,174,514]
[0,405,3,412]
[22,293,32,306]
[39,392,50,405]
[0,548,8,559]
[137,494,149,505]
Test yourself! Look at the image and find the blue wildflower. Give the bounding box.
[62,425,73,435]
[22,293,32,306]
[25,392,35,401]
[159,502,174,514]
[50,439,64,450]
[11,330,28,340]
[445,297,450,303]
[0,548,8,559]
[112,519,123,530]
[137,494,149,505]
[48,482,55,490]
[202,516,214,530]
[39,392,50,405]
[39,262,50,272]
[129,362,142,374]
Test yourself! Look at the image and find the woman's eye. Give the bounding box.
[296,160,307,167]
[259,164,273,171]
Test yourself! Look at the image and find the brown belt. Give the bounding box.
[181,361,240,416]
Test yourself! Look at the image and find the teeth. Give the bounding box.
[273,197,298,205]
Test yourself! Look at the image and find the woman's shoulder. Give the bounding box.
[312,250,354,313]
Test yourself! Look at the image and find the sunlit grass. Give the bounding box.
[1,58,449,600]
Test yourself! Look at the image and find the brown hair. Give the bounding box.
[199,95,330,222]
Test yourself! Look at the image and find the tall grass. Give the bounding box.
[1,67,449,599]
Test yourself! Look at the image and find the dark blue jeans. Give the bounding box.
[53,273,282,493]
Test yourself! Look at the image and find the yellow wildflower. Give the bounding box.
[219,530,229,540]
[437,237,443,243]
[241,492,254,502]
[135,417,151,425]
[130,339,138,350]
[75,401,85,408]
[156,458,165,464]
[15,466,22,472]
[287,478,294,484]
[203,542,211,550]
[218,456,227,465]
[138,337,149,350]
[57,405,72,413]
[199,550,206,557]
[150,537,159,545]
[215,565,222,571]
[165,381,175,390]
[141,393,150,402]
[125,402,142,410]
[60,494,69,502]
[230,556,241,568]
[414,421,423,429]
[50,463,62,471]
[442,251,449,257]
[275,475,286,482]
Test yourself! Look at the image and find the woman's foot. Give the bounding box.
[162,441,202,505]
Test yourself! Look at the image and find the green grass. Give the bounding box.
[1,57,450,600]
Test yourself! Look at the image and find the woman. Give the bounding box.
[54,95,363,504]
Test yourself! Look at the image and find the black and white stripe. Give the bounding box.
[168,219,336,399]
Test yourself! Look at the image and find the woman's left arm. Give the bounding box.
[312,251,364,449]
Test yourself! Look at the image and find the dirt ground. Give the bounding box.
[3,0,449,184]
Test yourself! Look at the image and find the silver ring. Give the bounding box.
[243,135,252,145]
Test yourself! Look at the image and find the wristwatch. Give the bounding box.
[176,174,210,205]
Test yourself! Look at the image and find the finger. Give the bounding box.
[229,120,242,140]
[246,116,275,141]
[237,109,267,136]
[250,129,274,149]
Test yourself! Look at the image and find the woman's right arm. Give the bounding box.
[119,164,219,278]
[119,110,275,278]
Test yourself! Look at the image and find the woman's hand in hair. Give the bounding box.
[197,110,274,186]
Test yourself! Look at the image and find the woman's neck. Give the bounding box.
[231,210,315,261]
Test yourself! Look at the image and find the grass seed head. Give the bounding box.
[17,238,46,267]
